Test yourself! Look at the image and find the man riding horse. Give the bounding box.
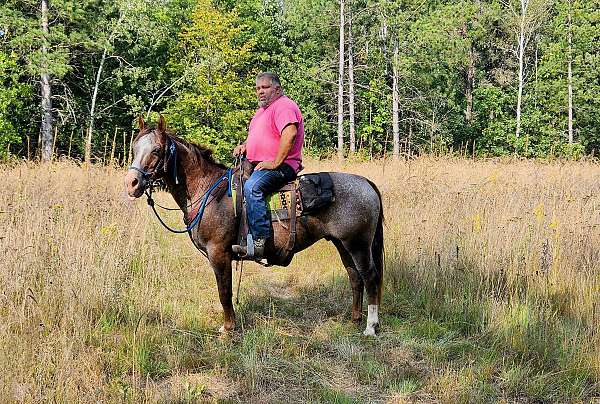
[124,73,383,336]
[232,72,304,260]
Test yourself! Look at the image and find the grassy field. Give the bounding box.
[1,157,599,403]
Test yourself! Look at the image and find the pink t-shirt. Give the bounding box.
[246,96,304,173]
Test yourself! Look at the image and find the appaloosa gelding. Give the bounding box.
[124,116,384,335]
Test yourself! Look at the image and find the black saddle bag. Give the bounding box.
[298,173,335,212]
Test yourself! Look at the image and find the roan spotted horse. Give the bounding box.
[124,116,384,336]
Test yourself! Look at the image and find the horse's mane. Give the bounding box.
[169,133,228,170]
[136,126,227,170]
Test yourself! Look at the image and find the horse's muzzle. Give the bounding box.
[124,171,146,199]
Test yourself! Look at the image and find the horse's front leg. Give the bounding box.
[208,246,235,333]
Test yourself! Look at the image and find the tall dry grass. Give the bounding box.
[0,157,598,402]
[319,157,600,389]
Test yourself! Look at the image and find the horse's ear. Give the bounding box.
[158,115,166,133]
[138,116,145,131]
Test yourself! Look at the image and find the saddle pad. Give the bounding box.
[266,188,302,221]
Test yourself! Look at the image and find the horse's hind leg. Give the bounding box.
[333,239,363,323]
[341,240,381,336]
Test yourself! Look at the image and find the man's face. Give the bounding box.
[256,77,281,108]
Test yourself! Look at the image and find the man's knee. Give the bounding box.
[244,177,264,200]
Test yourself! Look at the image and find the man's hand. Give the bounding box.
[233,143,247,157]
[255,161,277,171]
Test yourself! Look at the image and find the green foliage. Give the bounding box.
[166,0,256,161]
[0,51,31,155]
[0,0,599,160]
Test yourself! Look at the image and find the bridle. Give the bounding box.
[127,165,156,181]
[128,130,236,236]
[127,133,179,185]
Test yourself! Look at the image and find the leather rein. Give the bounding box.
[128,135,234,235]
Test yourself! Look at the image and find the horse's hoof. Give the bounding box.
[218,323,235,334]
[363,326,377,336]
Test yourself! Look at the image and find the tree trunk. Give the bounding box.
[534,35,539,109]
[86,47,108,164]
[466,43,475,123]
[379,16,388,76]
[392,43,399,160]
[516,26,525,139]
[40,0,53,162]
[460,21,475,123]
[337,0,345,160]
[515,0,530,139]
[567,0,573,144]
[348,9,355,155]
[369,102,373,160]
[408,121,412,158]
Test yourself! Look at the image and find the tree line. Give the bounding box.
[0,0,598,163]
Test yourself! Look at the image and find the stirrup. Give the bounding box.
[232,234,265,260]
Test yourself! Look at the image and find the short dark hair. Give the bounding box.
[256,72,281,87]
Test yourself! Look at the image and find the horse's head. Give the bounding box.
[124,115,172,199]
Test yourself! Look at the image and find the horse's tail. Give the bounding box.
[367,179,385,305]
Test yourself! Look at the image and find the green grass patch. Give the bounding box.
[317,387,358,403]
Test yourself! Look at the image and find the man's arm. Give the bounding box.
[255,123,297,171]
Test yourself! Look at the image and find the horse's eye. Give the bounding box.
[151,149,161,156]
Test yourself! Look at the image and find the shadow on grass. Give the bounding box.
[88,255,598,402]
[221,256,599,402]
[383,257,599,402]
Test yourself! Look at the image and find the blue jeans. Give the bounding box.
[244,163,296,240]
